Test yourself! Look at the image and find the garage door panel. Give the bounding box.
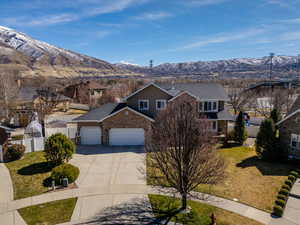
[81,126,101,145]
[109,128,144,146]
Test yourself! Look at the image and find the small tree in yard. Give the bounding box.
[270,108,282,124]
[44,133,75,165]
[256,119,279,160]
[146,100,225,211]
[234,111,248,145]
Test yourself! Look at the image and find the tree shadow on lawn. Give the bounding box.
[17,162,55,176]
[74,197,180,225]
[236,156,292,176]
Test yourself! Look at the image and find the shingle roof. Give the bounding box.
[155,82,229,100]
[73,103,120,121]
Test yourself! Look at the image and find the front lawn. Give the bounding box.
[196,146,292,212]
[149,194,263,225]
[18,198,77,225]
[147,146,292,212]
[5,152,54,199]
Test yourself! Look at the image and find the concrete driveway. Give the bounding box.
[67,145,154,224]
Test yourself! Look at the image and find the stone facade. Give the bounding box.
[279,111,300,158]
[102,108,152,145]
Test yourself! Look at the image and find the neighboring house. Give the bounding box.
[73,82,232,146]
[278,95,300,159]
[12,87,71,127]
[0,125,14,145]
[63,81,106,105]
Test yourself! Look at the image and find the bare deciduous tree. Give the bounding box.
[0,69,19,121]
[146,100,225,210]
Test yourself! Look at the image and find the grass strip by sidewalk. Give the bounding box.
[18,198,77,225]
[149,194,264,225]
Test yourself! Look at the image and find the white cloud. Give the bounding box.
[96,30,113,39]
[175,28,265,51]
[135,11,172,20]
[280,32,300,41]
[281,18,300,24]
[2,0,150,27]
[264,0,299,8]
[187,0,229,6]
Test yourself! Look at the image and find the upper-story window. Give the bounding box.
[156,100,167,110]
[138,100,149,110]
[199,101,218,112]
[291,134,300,151]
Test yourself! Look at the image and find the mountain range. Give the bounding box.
[115,56,300,79]
[1,25,299,79]
[0,26,131,78]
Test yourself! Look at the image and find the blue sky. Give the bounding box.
[1,0,300,66]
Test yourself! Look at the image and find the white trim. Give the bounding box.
[277,109,300,125]
[199,100,219,113]
[123,83,172,101]
[138,99,149,111]
[101,106,155,122]
[168,91,198,102]
[74,120,100,123]
[156,99,167,110]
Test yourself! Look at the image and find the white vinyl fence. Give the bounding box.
[45,127,77,139]
[12,137,45,153]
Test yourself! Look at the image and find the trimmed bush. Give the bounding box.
[6,144,25,161]
[44,133,75,165]
[290,171,299,178]
[279,188,289,196]
[51,163,79,185]
[288,175,296,183]
[234,111,248,145]
[275,199,286,208]
[277,194,287,201]
[285,179,293,187]
[273,205,284,217]
[282,184,291,191]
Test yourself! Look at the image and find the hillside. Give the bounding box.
[115,56,299,79]
[0,26,134,78]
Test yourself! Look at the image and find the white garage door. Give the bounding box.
[109,128,145,146]
[80,126,101,145]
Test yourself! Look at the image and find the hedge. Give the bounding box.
[273,169,299,217]
[51,163,80,185]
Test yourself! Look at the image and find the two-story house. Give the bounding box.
[73,82,232,146]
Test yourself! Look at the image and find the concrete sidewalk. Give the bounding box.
[0,163,26,225]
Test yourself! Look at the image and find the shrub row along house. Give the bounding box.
[73,82,232,146]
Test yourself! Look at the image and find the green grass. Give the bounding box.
[5,152,54,199]
[18,198,77,225]
[149,194,263,225]
[196,146,292,212]
[147,146,292,212]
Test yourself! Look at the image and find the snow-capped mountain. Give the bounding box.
[115,56,299,78]
[0,26,130,77]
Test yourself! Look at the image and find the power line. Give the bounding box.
[269,52,275,81]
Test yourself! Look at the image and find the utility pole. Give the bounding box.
[269,52,275,81]
[149,60,153,69]
[297,54,300,79]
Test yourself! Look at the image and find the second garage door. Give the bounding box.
[109,128,145,146]
[80,126,101,145]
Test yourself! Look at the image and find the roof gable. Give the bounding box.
[124,83,172,101]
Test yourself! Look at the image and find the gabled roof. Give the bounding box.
[277,109,300,125]
[73,103,154,123]
[155,82,229,100]
[73,103,120,122]
[124,83,173,101]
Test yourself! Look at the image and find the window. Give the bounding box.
[156,100,166,110]
[296,117,300,123]
[138,100,149,110]
[199,101,218,112]
[291,134,300,151]
[212,121,217,131]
